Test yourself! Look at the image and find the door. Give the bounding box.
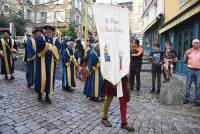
[176,28,193,74]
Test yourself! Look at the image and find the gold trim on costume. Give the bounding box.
[37,43,50,57]
[66,48,72,87]
[1,39,10,74]
[51,46,59,62]
[50,56,54,96]
[41,56,46,93]
[94,66,99,98]
[10,39,15,69]
[31,38,36,52]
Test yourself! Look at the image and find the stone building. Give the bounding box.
[28,0,85,35]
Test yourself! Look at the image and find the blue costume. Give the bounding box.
[84,48,104,98]
[26,38,36,88]
[35,35,60,96]
[62,47,78,90]
[0,38,18,78]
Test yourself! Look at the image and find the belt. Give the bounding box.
[187,67,200,71]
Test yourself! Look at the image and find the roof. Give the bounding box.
[0,27,9,32]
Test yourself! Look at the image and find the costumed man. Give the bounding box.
[23,33,31,62]
[26,29,43,88]
[0,30,18,80]
[84,40,104,101]
[62,41,79,92]
[101,76,135,131]
[35,25,60,103]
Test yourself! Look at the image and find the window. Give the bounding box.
[177,33,182,60]
[179,0,189,7]
[75,15,80,24]
[41,12,47,23]
[27,9,31,19]
[47,12,54,23]
[153,29,159,44]
[35,0,40,5]
[145,32,150,48]
[138,6,143,14]
[36,12,41,23]
[75,0,81,10]
[54,0,64,4]
[55,11,65,22]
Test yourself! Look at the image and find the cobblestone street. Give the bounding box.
[1,63,200,134]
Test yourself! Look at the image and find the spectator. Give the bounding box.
[149,44,163,94]
[163,41,177,83]
[183,39,200,106]
[163,44,176,81]
[129,39,144,91]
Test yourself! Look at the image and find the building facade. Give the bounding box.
[118,1,133,33]
[142,0,164,54]
[159,0,200,74]
[0,0,85,37]
[0,0,22,16]
[131,0,143,42]
[30,0,84,34]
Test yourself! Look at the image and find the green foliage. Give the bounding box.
[0,12,27,36]
[0,14,9,27]
[12,15,27,36]
[64,21,77,40]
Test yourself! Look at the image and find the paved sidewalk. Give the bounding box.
[0,70,200,134]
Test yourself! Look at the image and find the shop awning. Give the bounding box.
[142,18,158,33]
[159,5,200,34]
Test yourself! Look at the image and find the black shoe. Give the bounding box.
[183,99,189,104]
[195,102,200,106]
[66,87,73,92]
[157,89,160,94]
[150,89,155,93]
[45,96,52,104]
[136,89,140,91]
[38,94,42,101]
[10,76,15,80]
[62,86,67,91]
[121,124,135,132]
[5,76,8,80]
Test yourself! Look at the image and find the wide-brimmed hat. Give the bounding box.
[43,25,56,31]
[32,28,43,34]
[2,30,11,36]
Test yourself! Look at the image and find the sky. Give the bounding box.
[96,0,132,4]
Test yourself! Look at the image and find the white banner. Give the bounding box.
[93,4,130,89]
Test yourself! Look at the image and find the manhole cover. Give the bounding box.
[0,95,4,100]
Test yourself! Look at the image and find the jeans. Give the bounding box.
[130,64,142,90]
[185,67,200,102]
[152,64,161,90]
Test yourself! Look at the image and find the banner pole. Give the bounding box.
[84,0,89,49]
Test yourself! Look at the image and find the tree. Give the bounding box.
[0,14,9,27]
[0,13,27,36]
[12,15,27,36]
[65,21,77,40]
